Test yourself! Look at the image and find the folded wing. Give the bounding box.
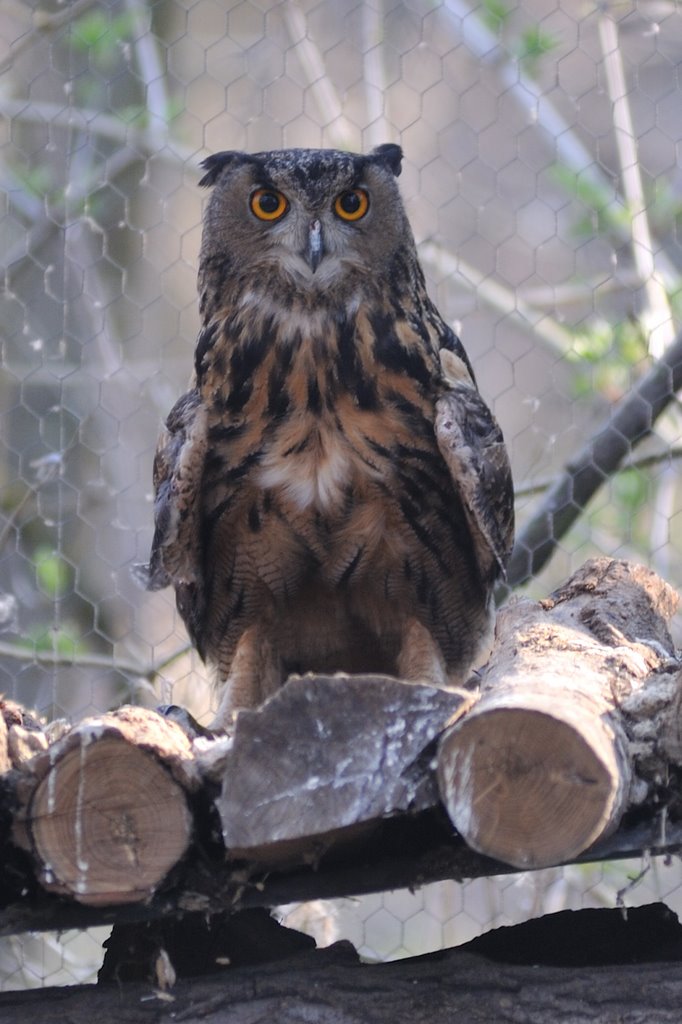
[435,351,514,585]
[142,388,207,592]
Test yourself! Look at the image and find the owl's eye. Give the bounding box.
[250,188,288,221]
[334,189,369,222]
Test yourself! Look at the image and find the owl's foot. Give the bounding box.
[397,617,450,688]
[156,703,215,738]
[210,624,282,728]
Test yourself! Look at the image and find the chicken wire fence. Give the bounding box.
[1,0,682,992]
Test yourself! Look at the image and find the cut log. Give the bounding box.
[217,673,472,863]
[14,706,199,906]
[438,558,679,869]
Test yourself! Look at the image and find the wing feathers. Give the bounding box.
[435,376,514,583]
[141,389,208,591]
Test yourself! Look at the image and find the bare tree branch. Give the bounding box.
[421,241,575,357]
[282,2,354,148]
[0,0,99,78]
[444,0,680,291]
[598,11,675,359]
[514,444,682,500]
[506,329,682,589]
[0,639,190,682]
[0,99,194,161]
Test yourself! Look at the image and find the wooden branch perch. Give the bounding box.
[439,560,679,867]
[0,558,680,933]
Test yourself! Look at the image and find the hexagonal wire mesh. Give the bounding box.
[1,0,682,991]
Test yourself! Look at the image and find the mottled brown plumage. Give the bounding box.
[143,144,514,724]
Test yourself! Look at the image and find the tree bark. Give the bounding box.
[217,674,472,863]
[3,905,682,1023]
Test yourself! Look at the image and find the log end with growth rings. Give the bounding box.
[437,701,632,870]
[28,731,193,906]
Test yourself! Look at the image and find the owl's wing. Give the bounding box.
[435,350,514,582]
[138,388,208,593]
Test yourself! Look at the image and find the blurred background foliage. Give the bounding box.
[1,0,681,990]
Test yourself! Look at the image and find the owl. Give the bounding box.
[143,144,514,726]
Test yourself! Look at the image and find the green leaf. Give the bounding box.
[551,164,632,238]
[71,10,137,67]
[21,624,84,657]
[165,95,184,123]
[612,468,648,513]
[34,545,71,598]
[11,164,55,201]
[481,0,511,35]
[516,26,559,71]
[567,315,650,402]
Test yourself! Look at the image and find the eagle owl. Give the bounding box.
[143,144,514,725]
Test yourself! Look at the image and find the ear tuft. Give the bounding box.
[198,151,249,188]
[370,143,403,178]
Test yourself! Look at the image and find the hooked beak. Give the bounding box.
[304,219,324,273]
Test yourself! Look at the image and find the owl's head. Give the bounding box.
[197,145,414,297]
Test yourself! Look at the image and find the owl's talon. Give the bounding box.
[156,704,213,739]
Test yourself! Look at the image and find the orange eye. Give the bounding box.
[250,188,288,221]
[334,188,369,221]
